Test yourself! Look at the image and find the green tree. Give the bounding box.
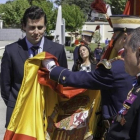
[0,0,56,35]
[1,0,30,27]
[105,0,127,15]
[27,0,46,6]
[62,4,85,32]
[55,0,93,17]
[62,4,85,46]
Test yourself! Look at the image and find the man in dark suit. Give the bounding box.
[1,6,67,127]
[42,15,139,139]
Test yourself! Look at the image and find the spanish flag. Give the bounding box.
[4,52,101,140]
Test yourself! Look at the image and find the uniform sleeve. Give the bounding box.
[50,65,114,90]
[1,47,12,105]
[58,46,67,68]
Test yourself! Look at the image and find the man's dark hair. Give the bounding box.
[126,27,140,52]
[21,6,47,29]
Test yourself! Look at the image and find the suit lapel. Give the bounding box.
[18,38,29,63]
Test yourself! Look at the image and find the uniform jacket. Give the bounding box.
[107,77,140,140]
[50,59,135,119]
[1,37,67,127]
[94,47,103,60]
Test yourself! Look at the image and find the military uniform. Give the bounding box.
[94,47,103,63]
[107,77,140,140]
[49,56,135,120]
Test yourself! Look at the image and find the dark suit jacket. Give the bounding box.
[1,37,67,127]
[50,59,136,119]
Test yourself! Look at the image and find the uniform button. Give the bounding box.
[62,76,66,80]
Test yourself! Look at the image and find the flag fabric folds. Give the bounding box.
[4,52,101,140]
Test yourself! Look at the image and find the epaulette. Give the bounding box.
[97,59,111,69]
[97,56,123,69]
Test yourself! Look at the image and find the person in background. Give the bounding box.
[94,43,103,63]
[105,38,109,45]
[1,5,67,128]
[107,27,140,140]
[72,44,96,71]
[73,30,94,63]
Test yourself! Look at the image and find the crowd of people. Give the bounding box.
[1,2,140,140]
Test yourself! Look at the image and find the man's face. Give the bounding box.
[124,36,140,76]
[23,17,46,45]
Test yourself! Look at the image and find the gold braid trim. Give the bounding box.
[97,56,124,70]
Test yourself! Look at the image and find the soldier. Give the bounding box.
[94,43,103,63]
[107,27,140,140]
[42,15,139,139]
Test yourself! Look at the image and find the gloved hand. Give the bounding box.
[42,59,56,71]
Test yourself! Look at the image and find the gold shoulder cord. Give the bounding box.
[97,56,124,70]
[97,59,111,69]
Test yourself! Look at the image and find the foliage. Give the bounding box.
[0,0,56,34]
[55,0,93,18]
[105,0,127,15]
[55,0,127,19]
[62,4,85,32]
[0,0,30,28]
[27,0,46,5]
[93,31,102,43]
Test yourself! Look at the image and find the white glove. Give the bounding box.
[42,59,56,71]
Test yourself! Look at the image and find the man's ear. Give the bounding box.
[124,33,128,42]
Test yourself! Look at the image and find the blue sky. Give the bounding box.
[0,0,8,4]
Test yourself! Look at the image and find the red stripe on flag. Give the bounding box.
[4,130,37,140]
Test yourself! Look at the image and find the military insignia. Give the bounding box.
[136,88,140,93]
[116,115,122,122]
[122,109,128,115]
[62,76,66,81]
[120,116,126,126]
[124,27,127,32]
[97,59,111,69]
